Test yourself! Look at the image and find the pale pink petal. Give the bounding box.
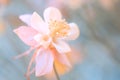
[55,53,71,67]
[14,26,38,47]
[34,34,52,49]
[19,14,32,26]
[40,37,52,49]
[35,48,54,76]
[31,12,49,34]
[52,40,71,54]
[44,7,62,23]
[34,34,42,42]
[64,23,80,40]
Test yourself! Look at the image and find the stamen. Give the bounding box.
[49,20,70,38]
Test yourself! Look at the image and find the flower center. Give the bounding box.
[43,35,49,41]
[49,20,70,38]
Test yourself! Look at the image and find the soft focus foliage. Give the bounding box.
[0,0,9,5]
[0,0,120,80]
[0,20,5,34]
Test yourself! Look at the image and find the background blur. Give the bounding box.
[0,0,120,80]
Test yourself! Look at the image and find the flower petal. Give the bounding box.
[44,7,62,23]
[35,48,54,76]
[55,53,71,67]
[34,33,43,42]
[34,34,52,49]
[31,12,49,34]
[14,26,38,47]
[19,14,32,26]
[64,23,80,40]
[52,40,71,54]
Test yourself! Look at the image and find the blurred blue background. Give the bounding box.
[0,0,120,80]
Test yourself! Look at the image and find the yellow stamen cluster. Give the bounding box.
[49,20,70,38]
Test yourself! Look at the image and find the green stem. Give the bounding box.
[53,63,60,80]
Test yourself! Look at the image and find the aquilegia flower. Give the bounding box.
[14,7,79,79]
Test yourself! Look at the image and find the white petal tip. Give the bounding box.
[66,23,80,40]
[32,12,38,15]
[44,7,62,22]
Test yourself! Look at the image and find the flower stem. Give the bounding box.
[53,63,60,80]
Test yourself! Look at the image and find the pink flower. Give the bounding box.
[14,7,79,78]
